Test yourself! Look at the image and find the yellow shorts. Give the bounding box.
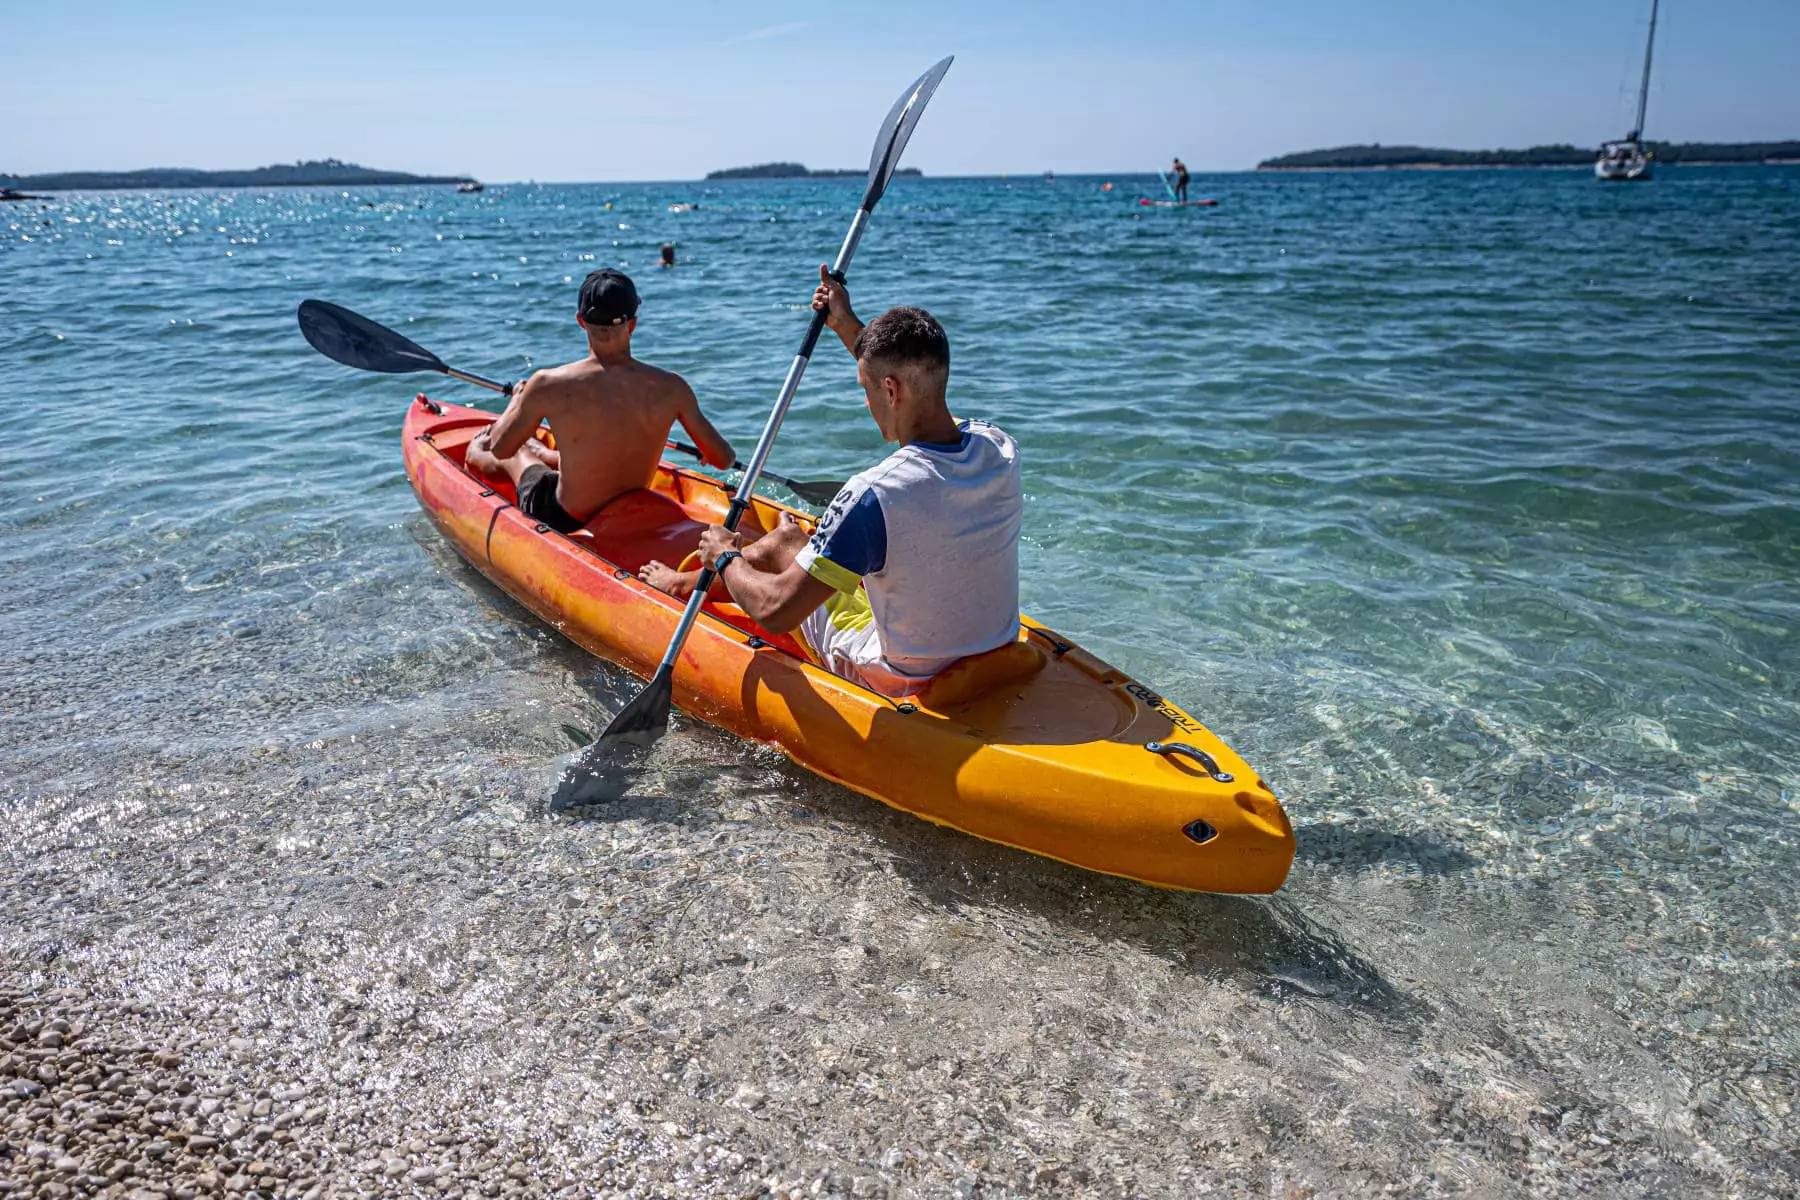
[798,589,925,698]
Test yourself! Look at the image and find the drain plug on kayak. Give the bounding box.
[1183,819,1219,844]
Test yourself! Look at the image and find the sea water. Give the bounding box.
[2,169,1796,1195]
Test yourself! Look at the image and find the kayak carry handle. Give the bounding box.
[1145,741,1235,784]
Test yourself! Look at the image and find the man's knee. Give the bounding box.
[522,439,557,469]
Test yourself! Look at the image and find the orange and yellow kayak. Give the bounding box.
[403,396,1294,893]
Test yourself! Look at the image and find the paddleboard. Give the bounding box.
[1139,198,1218,207]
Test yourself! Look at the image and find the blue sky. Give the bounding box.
[4,0,1796,178]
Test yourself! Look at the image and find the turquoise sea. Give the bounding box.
[3,168,1797,1196]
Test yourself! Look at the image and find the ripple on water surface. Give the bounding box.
[3,169,1798,1195]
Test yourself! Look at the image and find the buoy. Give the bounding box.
[1102,182,1114,191]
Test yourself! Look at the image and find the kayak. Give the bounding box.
[403,396,1294,894]
[1140,197,1218,207]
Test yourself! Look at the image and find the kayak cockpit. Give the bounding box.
[564,489,706,576]
[418,415,1108,716]
[420,414,812,658]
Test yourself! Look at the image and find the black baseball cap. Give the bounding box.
[577,269,639,325]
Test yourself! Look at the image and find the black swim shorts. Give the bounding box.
[515,464,586,535]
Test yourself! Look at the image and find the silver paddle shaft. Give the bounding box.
[650,208,872,673]
[735,208,869,504]
[442,366,510,394]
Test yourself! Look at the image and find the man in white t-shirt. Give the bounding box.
[639,267,1023,697]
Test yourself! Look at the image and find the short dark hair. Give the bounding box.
[852,306,950,376]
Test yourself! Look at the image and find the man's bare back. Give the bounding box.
[465,269,733,529]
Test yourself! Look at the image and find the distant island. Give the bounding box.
[0,158,475,192]
[706,162,925,180]
[1258,141,1800,170]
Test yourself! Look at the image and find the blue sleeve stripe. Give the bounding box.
[817,488,887,577]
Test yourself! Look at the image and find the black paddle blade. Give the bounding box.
[860,56,954,211]
[783,478,846,505]
[547,665,675,809]
[664,440,844,507]
[297,299,446,375]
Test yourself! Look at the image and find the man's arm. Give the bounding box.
[485,372,551,458]
[717,557,837,635]
[812,264,864,355]
[693,522,835,634]
[698,473,886,634]
[672,378,735,469]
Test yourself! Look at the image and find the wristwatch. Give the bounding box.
[712,550,743,576]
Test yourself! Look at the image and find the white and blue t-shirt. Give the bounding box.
[793,419,1023,690]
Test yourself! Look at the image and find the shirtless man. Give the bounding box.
[465,269,734,532]
[1171,156,1190,203]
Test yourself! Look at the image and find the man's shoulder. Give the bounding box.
[952,419,1022,468]
[621,358,688,387]
[540,357,689,398]
[852,445,931,491]
[616,360,695,407]
[960,417,1016,445]
[527,359,594,390]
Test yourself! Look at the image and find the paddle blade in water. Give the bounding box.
[783,478,846,505]
[548,666,675,808]
[297,299,446,375]
[861,56,953,211]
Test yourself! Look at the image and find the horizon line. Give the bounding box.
[11,137,1799,188]
[9,161,1800,193]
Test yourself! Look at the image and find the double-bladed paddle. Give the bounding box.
[549,55,955,809]
[663,441,842,506]
[295,299,847,504]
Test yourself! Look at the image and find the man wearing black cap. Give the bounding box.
[466,269,735,532]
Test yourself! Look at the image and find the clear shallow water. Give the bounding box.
[2,169,1797,1195]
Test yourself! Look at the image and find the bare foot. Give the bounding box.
[639,559,700,598]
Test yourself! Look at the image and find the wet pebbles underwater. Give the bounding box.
[5,172,1799,1196]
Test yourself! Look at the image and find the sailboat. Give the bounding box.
[1596,0,1659,181]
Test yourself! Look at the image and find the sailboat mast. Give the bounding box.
[1633,0,1658,139]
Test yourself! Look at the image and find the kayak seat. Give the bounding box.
[566,488,705,575]
[908,638,1048,711]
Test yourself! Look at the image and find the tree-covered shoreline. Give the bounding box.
[705,162,925,180]
[1259,141,1800,169]
[0,158,474,192]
